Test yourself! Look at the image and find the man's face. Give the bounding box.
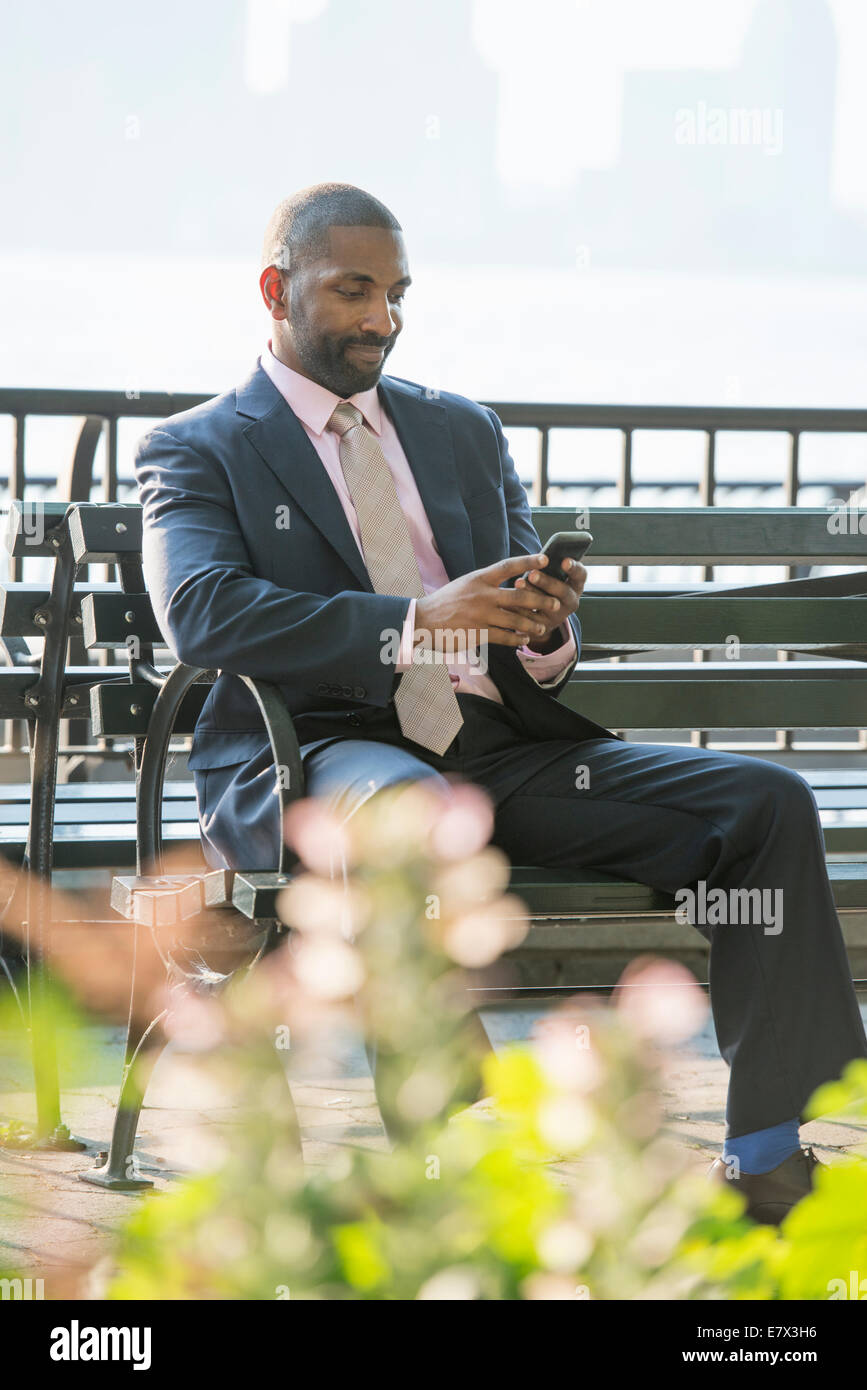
[267,225,410,397]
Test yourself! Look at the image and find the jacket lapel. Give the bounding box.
[377,377,474,582]
[237,363,372,591]
[235,362,476,590]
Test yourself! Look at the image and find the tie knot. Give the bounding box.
[327,402,364,437]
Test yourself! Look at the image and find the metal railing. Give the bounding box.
[2,389,867,513]
[1,389,865,764]
[484,401,867,507]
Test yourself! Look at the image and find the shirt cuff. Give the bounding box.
[396,599,417,671]
[516,622,577,687]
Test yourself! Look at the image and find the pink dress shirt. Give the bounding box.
[260,343,577,705]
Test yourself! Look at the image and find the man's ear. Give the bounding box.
[259,266,287,318]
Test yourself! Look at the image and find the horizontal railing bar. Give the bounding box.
[4,390,867,433]
[488,403,867,432]
[0,390,211,418]
[569,659,867,678]
[4,479,858,502]
[523,481,862,494]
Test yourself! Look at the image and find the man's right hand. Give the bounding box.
[415,553,561,648]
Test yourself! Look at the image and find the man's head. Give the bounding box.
[259,183,409,397]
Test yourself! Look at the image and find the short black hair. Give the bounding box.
[261,183,402,273]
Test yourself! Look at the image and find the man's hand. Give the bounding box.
[415,553,566,648]
[514,555,587,652]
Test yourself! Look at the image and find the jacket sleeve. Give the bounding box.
[484,406,582,681]
[136,427,411,706]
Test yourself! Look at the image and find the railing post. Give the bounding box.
[778,432,802,751]
[105,415,118,504]
[691,430,718,747]
[11,414,25,583]
[619,429,632,583]
[786,430,800,507]
[535,427,549,507]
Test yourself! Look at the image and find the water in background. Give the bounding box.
[1,251,865,592]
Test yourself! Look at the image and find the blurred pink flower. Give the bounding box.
[416,1267,482,1300]
[538,1094,595,1152]
[163,993,226,1052]
[284,798,352,876]
[532,1011,605,1093]
[522,1273,589,1300]
[292,935,366,1001]
[614,958,707,1045]
[277,876,369,940]
[537,1219,594,1273]
[432,848,511,915]
[441,896,528,967]
[429,783,494,861]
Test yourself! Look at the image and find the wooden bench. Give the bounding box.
[2,502,864,868]
[2,499,866,1182]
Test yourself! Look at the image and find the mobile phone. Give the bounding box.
[538,530,593,583]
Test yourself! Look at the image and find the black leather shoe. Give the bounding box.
[707,1146,823,1225]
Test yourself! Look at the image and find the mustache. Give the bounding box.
[344,338,393,351]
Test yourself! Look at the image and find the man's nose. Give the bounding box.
[359,297,400,339]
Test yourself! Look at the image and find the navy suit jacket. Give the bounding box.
[135,361,616,779]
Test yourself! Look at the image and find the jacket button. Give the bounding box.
[347,712,362,727]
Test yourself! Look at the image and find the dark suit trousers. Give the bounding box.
[195,692,867,1138]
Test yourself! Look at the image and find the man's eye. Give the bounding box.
[336,288,405,302]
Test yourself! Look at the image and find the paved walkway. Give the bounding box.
[2,1001,866,1299]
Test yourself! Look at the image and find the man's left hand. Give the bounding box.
[515,554,587,653]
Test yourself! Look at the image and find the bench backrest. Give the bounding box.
[3,500,866,737]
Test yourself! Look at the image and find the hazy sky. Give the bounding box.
[240,0,867,212]
[3,0,867,408]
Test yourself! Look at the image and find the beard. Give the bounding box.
[289,286,395,396]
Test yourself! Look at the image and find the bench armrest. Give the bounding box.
[136,662,304,877]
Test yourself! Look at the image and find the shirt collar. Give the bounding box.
[261,340,383,437]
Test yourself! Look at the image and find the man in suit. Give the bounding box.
[137,182,866,1224]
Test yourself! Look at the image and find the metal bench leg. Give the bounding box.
[17,528,88,1150]
[79,1006,167,1191]
[79,916,169,1190]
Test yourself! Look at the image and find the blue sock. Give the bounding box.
[723,1118,801,1175]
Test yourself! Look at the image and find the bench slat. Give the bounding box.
[571,659,867,679]
[68,505,143,562]
[80,592,164,649]
[0,822,198,843]
[231,860,867,921]
[561,677,867,729]
[4,501,73,557]
[0,825,204,869]
[0,781,191,801]
[510,860,867,914]
[90,681,211,736]
[0,583,117,637]
[578,596,867,647]
[0,801,196,824]
[0,666,130,718]
[531,507,867,564]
